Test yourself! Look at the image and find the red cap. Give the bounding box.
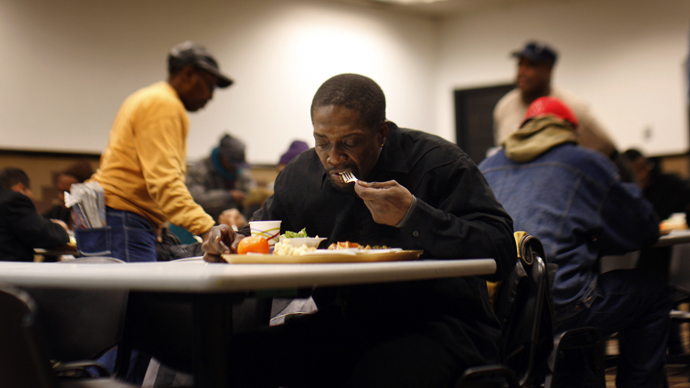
[523,97,579,129]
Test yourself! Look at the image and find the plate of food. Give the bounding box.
[222,238,423,264]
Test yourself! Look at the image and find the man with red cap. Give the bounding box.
[480,97,672,388]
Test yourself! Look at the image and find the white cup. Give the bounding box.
[249,220,282,247]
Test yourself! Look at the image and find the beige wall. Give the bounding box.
[435,0,690,156]
[0,0,438,165]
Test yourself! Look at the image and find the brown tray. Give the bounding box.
[222,249,423,264]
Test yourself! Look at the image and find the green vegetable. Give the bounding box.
[284,228,308,238]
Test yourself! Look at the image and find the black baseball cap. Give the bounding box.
[168,41,233,88]
[512,41,558,65]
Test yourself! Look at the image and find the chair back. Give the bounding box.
[27,257,129,365]
[0,285,59,388]
[498,233,554,386]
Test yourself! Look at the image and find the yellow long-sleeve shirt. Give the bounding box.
[91,82,214,235]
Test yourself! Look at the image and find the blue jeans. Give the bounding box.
[75,207,156,262]
[554,269,673,388]
[74,208,156,381]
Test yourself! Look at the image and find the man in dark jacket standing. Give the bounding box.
[0,167,70,262]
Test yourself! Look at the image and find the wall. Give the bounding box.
[0,0,438,164]
[435,0,690,156]
[2,0,690,162]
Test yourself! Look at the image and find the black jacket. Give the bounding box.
[0,189,70,262]
[251,123,516,366]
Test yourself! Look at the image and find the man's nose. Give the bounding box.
[326,146,346,165]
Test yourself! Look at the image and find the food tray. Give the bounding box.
[222,249,423,264]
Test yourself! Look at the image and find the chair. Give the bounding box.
[666,242,690,372]
[456,232,554,388]
[0,256,138,388]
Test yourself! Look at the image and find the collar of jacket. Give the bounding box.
[503,116,580,163]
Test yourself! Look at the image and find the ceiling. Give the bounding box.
[333,0,565,18]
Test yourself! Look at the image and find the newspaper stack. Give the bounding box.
[65,182,106,229]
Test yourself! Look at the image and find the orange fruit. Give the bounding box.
[237,236,270,254]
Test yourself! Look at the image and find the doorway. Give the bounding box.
[454,84,513,164]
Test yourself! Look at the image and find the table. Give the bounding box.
[0,257,496,388]
[34,246,78,262]
[654,229,690,247]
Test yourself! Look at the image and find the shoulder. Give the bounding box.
[494,89,521,113]
[545,144,618,184]
[275,149,321,185]
[396,127,470,165]
[478,149,510,172]
[550,87,589,113]
[125,82,184,113]
[0,189,33,210]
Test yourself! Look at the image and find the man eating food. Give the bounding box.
[200,73,516,387]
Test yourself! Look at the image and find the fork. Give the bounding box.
[339,171,358,183]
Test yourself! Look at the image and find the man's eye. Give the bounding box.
[316,143,329,149]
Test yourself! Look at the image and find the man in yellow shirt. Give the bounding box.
[76,41,232,262]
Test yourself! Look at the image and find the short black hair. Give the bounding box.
[310,74,386,130]
[0,167,30,190]
[623,148,644,161]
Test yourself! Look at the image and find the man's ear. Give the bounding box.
[378,121,391,146]
[181,65,196,82]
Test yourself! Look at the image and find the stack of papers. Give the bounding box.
[65,182,106,229]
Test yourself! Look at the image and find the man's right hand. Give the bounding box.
[202,224,243,263]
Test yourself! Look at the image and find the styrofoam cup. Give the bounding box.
[249,220,282,246]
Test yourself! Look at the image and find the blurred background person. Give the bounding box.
[186,133,254,220]
[0,167,70,262]
[217,208,247,231]
[624,148,690,223]
[42,159,94,229]
[624,148,690,357]
[277,140,309,172]
[480,97,669,388]
[494,42,621,162]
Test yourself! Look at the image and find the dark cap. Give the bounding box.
[279,140,310,165]
[219,134,246,166]
[168,41,233,88]
[512,41,558,65]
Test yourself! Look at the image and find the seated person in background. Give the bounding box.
[277,139,309,172]
[186,133,254,220]
[624,148,690,356]
[42,159,94,229]
[479,97,672,388]
[0,167,70,262]
[217,207,247,230]
[196,73,516,387]
[623,148,690,224]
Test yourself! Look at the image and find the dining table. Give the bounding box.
[0,256,497,388]
[601,229,690,273]
[654,229,690,248]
